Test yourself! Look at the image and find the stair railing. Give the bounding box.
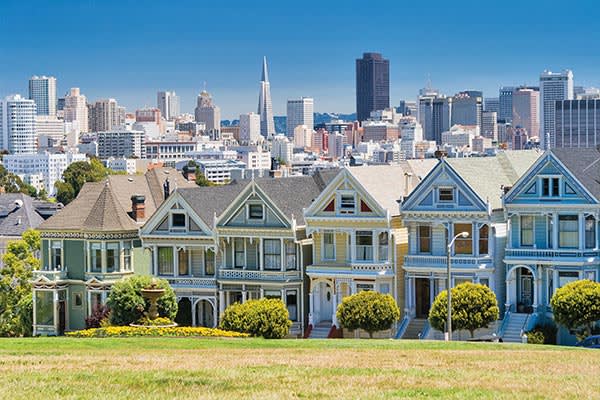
[498,309,511,338]
[395,315,411,339]
[418,320,430,340]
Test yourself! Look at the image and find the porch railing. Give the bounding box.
[164,277,217,288]
[33,269,68,281]
[404,255,492,267]
[218,269,301,281]
[505,248,599,259]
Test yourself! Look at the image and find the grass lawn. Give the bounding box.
[1,338,599,399]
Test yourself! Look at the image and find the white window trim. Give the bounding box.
[337,191,357,215]
[247,203,265,221]
[169,211,188,232]
[49,239,63,270]
[538,175,562,198]
[321,231,336,261]
[520,215,535,248]
[437,186,456,204]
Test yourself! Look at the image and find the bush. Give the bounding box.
[85,305,111,329]
[551,279,600,340]
[65,326,248,338]
[526,322,557,345]
[136,316,174,326]
[429,282,499,338]
[220,298,291,339]
[336,291,400,338]
[107,276,177,326]
[525,330,545,344]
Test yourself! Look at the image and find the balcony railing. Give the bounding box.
[404,255,492,268]
[218,269,301,281]
[164,276,217,289]
[33,269,67,281]
[505,248,600,259]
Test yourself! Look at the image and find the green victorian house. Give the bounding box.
[32,168,194,335]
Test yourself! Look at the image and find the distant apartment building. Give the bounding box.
[481,111,498,140]
[196,159,246,184]
[88,99,120,132]
[472,136,493,153]
[28,75,57,116]
[0,94,37,154]
[554,99,600,148]
[293,125,313,149]
[145,140,201,164]
[441,124,479,149]
[499,87,515,122]
[356,52,389,122]
[287,97,314,137]
[418,94,451,144]
[540,70,574,148]
[512,88,540,138]
[97,129,145,159]
[157,91,180,120]
[105,157,137,175]
[194,91,221,132]
[272,134,293,164]
[231,146,271,170]
[451,91,483,132]
[362,121,400,142]
[35,116,65,148]
[239,112,261,144]
[327,132,346,159]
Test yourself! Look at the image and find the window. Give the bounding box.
[559,215,578,248]
[171,213,186,228]
[91,243,102,273]
[264,290,281,299]
[50,241,62,269]
[340,194,356,214]
[541,177,559,197]
[438,188,454,202]
[35,291,54,326]
[558,271,579,287]
[106,243,119,273]
[520,216,534,247]
[585,215,596,249]
[418,225,431,254]
[248,204,263,220]
[234,238,245,268]
[323,232,335,260]
[584,270,596,282]
[73,292,83,307]
[90,292,103,312]
[158,247,174,275]
[454,223,473,255]
[356,283,374,292]
[123,241,132,271]
[378,232,389,262]
[379,283,390,294]
[480,278,490,287]
[178,249,189,275]
[285,241,296,270]
[205,249,215,276]
[286,290,298,321]
[479,225,489,255]
[263,239,281,270]
[356,231,373,261]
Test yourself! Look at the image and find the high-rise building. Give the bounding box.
[419,94,451,143]
[293,125,313,149]
[88,99,120,132]
[271,135,293,165]
[286,97,314,137]
[257,57,275,137]
[35,116,65,148]
[0,95,37,154]
[28,75,57,116]
[451,91,483,131]
[540,69,574,148]
[64,88,89,133]
[97,129,145,159]
[512,88,540,138]
[157,91,180,120]
[239,112,261,144]
[484,97,499,114]
[481,111,498,140]
[194,91,221,133]
[356,52,390,122]
[499,87,515,122]
[555,99,600,148]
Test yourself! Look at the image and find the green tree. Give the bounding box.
[336,291,400,338]
[429,282,499,338]
[220,298,291,339]
[551,279,600,340]
[55,158,108,204]
[0,229,41,337]
[107,276,177,326]
[0,165,38,196]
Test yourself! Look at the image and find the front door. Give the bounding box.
[415,278,431,318]
[58,301,66,335]
[319,283,333,323]
[518,269,533,313]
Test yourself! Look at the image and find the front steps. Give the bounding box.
[308,321,332,339]
[501,313,529,342]
[401,318,427,339]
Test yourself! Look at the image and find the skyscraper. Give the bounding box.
[195,90,221,133]
[555,99,600,148]
[356,52,389,122]
[286,97,314,137]
[64,88,89,133]
[28,75,57,116]
[418,94,451,143]
[484,97,499,114]
[451,91,483,132]
[239,112,261,144]
[88,99,120,132]
[481,111,498,140]
[512,88,539,138]
[257,57,275,138]
[540,69,574,148]
[0,95,37,154]
[157,91,180,120]
[499,86,515,122]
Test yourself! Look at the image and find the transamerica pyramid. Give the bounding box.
[257,56,275,138]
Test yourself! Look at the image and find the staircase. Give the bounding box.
[501,313,529,343]
[308,321,332,339]
[401,318,427,339]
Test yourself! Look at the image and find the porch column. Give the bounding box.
[53,290,59,334]
[242,289,247,302]
[429,276,434,307]
[579,213,585,250]
[505,272,512,313]
[32,289,37,336]
[332,281,338,327]
[152,245,158,275]
[280,239,285,272]
[553,269,559,299]
[533,266,540,311]
[552,213,558,249]
[191,300,196,327]
[403,275,410,314]
[219,290,225,319]
[350,231,356,262]
[308,289,314,326]
[259,239,264,271]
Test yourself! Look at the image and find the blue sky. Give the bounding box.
[1,0,599,119]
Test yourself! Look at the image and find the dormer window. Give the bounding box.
[171,213,186,229]
[248,204,264,220]
[438,188,454,202]
[541,177,560,197]
[339,194,356,214]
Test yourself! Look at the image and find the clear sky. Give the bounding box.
[1,0,599,119]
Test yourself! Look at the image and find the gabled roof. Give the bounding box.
[446,150,541,209]
[177,183,245,228]
[0,193,45,236]
[551,147,600,201]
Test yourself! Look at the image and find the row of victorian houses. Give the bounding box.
[31,148,600,344]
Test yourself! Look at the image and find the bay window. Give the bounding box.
[50,241,62,270]
[205,249,215,276]
[91,243,102,273]
[323,232,335,260]
[158,247,174,275]
[35,291,54,326]
[286,290,298,321]
[479,225,489,255]
[263,239,281,270]
[520,216,534,247]
[378,232,389,262]
[559,215,578,248]
[106,243,119,273]
[285,241,296,270]
[418,225,431,254]
[234,238,245,268]
[123,242,132,271]
[585,215,596,249]
[454,223,473,255]
[178,249,189,275]
[356,231,373,261]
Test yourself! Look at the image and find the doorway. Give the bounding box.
[415,278,431,318]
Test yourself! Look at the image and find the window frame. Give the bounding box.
[50,240,63,270]
[417,225,432,254]
[585,215,596,249]
[453,223,473,255]
[169,212,187,231]
[558,215,579,249]
[337,191,356,215]
[157,246,174,276]
[520,216,534,247]
[378,231,389,262]
[322,232,335,261]
[478,225,489,255]
[438,187,454,203]
[234,238,245,268]
[263,239,281,270]
[247,204,264,220]
[355,230,374,262]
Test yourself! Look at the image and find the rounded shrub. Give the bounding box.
[336,291,400,338]
[220,298,291,339]
[107,276,177,326]
[551,279,600,340]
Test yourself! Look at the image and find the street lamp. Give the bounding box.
[446,231,469,341]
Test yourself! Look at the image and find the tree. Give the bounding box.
[107,276,177,326]
[551,279,600,340]
[0,229,41,336]
[336,291,400,338]
[220,298,291,339]
[0,165,38,196]
[429,282,499,338]
[55,158,108,204]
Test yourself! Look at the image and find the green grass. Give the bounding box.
[1,337,598,399]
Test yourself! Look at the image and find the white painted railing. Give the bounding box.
[164,277,217,288]
[505,248,600,259]
[33,270,67,280]
[404,255,492,267]
[218,269,301,281]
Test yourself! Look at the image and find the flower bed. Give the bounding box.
[65,326,249,338]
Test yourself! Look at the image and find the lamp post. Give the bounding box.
[446,231,469,341]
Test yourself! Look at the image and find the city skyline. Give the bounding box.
[2,1,600,119]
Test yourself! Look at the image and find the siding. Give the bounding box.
[65,240,85,280]
[191,248,203,276]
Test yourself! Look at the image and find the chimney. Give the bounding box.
[163,178,170,200]
[131,195,145,221]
